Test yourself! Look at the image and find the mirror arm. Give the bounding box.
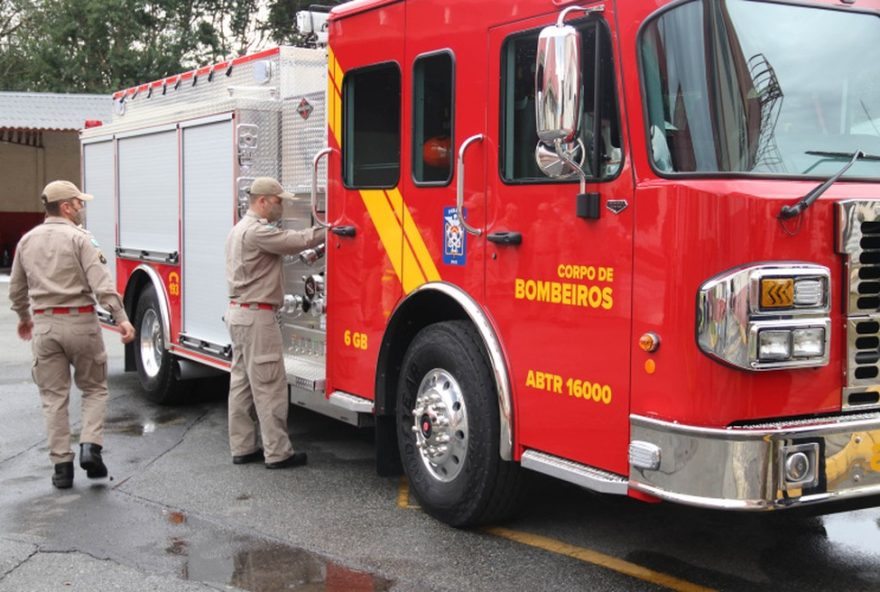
[554,139,587,193]
[556,4,604,27]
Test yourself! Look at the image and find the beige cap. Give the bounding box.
[249,177,294,200]
[43,180,94,203]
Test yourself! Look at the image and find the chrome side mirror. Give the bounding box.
[535,20,582,144]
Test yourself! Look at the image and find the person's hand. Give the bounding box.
[119,321,136,344]
[17,319,33,341]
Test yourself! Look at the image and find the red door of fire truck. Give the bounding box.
[484,9,635,477]
[324,4,407,400]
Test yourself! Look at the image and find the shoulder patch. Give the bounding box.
[99,252,107,264]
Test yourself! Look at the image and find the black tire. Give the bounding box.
[396,320,523,527]
[133,285,186,405]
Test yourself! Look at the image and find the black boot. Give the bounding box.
[79,443,108,479]
[52,462,74,489]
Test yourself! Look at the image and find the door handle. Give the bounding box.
[331,225,356,237]
[487,231,522,246]
[456,133,484,236]
[311,147,336,228]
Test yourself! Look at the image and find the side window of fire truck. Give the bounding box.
[500,20,622,183]
[342,63,402,188]
[412,51,454,185]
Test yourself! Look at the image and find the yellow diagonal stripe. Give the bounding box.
[334,57,343,95]
[484,527,716,592]
[387,187,441,282]
[328,49,441,294]
[327,76,336,140]
[360,190,422,293]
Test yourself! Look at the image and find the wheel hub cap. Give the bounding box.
[411,369,468,482]
[139,309,164,378]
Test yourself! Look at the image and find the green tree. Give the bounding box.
[0,0,345,94]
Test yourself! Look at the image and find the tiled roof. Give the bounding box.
[0,92,112,131]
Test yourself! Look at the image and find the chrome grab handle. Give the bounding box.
[456,133,484,236]
[311,147,334,228]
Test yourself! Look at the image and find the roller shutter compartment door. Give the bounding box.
[181,117,234,347]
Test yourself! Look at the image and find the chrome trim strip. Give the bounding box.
[403,282,514,460]
[521,450,628,495]
[133,264,172,346]
[118,247,179,265]
[328,390,374,413]
[169,346,230,371]
[630,413,880,510]
[178,333,232,359]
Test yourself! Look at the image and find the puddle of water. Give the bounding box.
[821,509,880,556]
[103,413,184,436]
[178,540,392,592]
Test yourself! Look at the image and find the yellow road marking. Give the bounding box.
[397,476,419,509]
[396,479,712,591]
[484,527,717,592]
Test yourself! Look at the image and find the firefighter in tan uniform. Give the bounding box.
[225,177,325,468]
[9,180,136,489]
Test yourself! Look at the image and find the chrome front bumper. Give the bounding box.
[629,413,880,510]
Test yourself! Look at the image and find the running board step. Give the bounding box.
[328,391,374,413]
[521,450,628,495]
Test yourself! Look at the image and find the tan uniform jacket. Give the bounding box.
[9,217,128,324]
[225,211,324,306]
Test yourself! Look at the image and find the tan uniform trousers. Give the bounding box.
[226,306,294,464]
[31,312,108,464]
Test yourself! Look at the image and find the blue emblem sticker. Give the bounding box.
[443,206,466,266]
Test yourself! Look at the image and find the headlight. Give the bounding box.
[758,330,791,361]
[698,263,831,371]
[792,327,826,358]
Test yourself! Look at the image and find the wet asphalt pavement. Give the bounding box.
[2,283,880,592]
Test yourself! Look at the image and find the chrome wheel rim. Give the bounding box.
[411,368,469,483]
[139,309,163,378]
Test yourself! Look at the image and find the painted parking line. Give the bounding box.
[396,478,714,592]
[484,527,716,592]
[397,476,420,509]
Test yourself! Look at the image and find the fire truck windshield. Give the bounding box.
[640,0,880,180]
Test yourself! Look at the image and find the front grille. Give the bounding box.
[838,201,880,411]
[855,221,880,311]
[850,319,880,382]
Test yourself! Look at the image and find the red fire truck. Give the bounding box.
[82,0,880,526]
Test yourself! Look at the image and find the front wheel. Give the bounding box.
[133,285,185,405]
[396,320,523,527]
